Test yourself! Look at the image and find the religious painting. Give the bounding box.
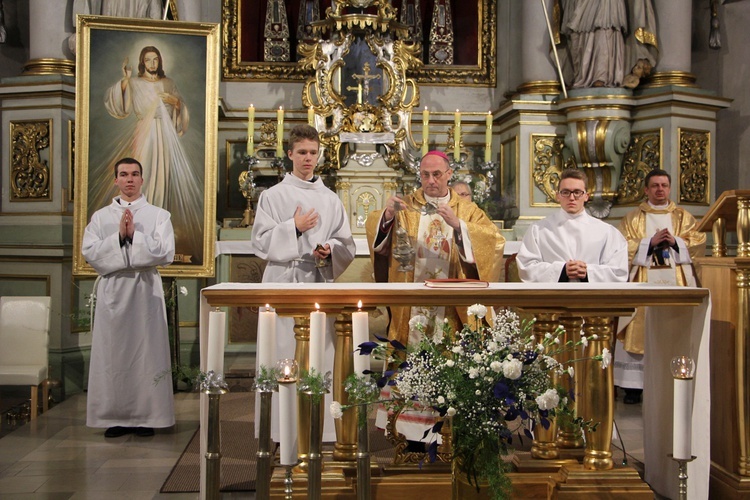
[72,16,219,278]
[221,0,495,86]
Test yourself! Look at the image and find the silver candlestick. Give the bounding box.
[668,454,696,500]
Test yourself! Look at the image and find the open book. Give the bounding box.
[424,278,490,288]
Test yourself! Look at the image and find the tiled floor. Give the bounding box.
[0,386,646,499]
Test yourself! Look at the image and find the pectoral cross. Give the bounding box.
[351,62,381,103]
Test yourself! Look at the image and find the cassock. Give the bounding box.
[614,201,706,388]
[251,173,355,441]
[516,208,629,283]
[365,187,504,441]
[82,195,175,429]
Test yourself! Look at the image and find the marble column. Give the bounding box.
[25,0,75,76]
[650,0,695,86]
[518,0,561,95]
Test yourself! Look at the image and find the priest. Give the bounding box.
[614,169,705,403]
[516,168,628,283]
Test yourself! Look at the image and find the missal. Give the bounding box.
[424,278,490,288]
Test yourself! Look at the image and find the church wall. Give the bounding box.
[0,0,29,79]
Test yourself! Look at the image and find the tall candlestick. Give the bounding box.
[484,110,493,163]
[351,301,370,377]
[278,373,298,465]
[421,106,430,157]
[276,106,285,157]
[207,310,226,374]
[310,304,326,374]
[454,109,461,161]
[257,305,277,370]
[308,106,315,127]
[247,104,255,156]
[671,356,695,460]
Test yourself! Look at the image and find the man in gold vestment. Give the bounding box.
[365,150,505,347]
[615,169,705,403]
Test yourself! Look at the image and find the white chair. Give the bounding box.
[0,296,52,419]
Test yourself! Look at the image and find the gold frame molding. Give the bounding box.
[73,16,219,278]
[221,0,496,86]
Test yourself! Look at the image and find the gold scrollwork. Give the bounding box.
[617,131,661,205]
[10,120,52,201]
[531,135,567,203]
[678,129,710,205]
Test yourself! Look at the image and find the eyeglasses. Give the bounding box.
[559,189,586,199]
[419,169,450,181]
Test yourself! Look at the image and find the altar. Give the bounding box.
[198,282,711,499]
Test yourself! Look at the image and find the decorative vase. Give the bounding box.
[451,459,491,500]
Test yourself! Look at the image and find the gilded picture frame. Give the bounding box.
[73,16,219,278]
[221,0,496,86]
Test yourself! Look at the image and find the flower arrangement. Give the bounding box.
[381,305,606,499]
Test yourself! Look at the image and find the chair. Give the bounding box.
[0,296,52,419]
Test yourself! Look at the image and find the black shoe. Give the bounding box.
[104,426,131,438]
[135,427,154,437]
[623,389,642,404]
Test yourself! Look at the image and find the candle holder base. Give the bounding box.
[668,454,697,500]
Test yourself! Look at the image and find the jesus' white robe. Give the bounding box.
[82,195,175,429]
[251,173,356,441]
[516,208,629,283]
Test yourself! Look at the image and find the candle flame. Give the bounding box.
[284,365,291,377]
[265,303,270,311]
[315,303,320,310]
[357,300,363,309]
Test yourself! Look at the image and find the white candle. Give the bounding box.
[207,310,226,374]
[309,304,326,375]
[257,305,277,371]
[276,106,285,157]
[453,109,461,161]
[352,301,370,377]
[673,377,693,460]
[421,106,429,157]
[484,111,493,163]
[247,104,255,156]
[278,376,298,465]
[308,106,315,127]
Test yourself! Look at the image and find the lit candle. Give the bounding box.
[257,304,277,370]
[207,309,226,374]
[247,104,255,156]
[351,300,371,377]
[421,106,429,157]
[672,356,695,460]
[454,109,461,161]
[308,106,315,127]
[309,303,326,375]
[278,361,298,466]
[484,111,493,163]
[276,106,285,157]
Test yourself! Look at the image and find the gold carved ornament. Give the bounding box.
[10,121,51,201]
[679,130,710,204]
[617,132,661,205]
[531,135,568,203]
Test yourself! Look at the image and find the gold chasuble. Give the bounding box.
[617,201,706,353]
[365,188,505,347]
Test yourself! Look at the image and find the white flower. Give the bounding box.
[544,332,552,339]
[437,395,445,404]
[601,348,612,369]
[490,361,502,373]
[446,359,455,367]
[473,353,483,363]
[452,346,463,354]
[446,407,457,417]
[467,304,487,319]
[568,366,575,378]
[502,358,523,380]
[581,336,589,350]
[179,286,189,296]
[554,338,561,344]
[535,388,560,410]
[330,401,343,419]
[475,390,481,395]
[487,341,498,352]
[592,334,599,340]
[409,315,428,333]
[469,368,479,379]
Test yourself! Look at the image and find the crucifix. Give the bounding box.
[350,62,381,104]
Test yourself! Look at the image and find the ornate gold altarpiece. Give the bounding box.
[197,282,710,499]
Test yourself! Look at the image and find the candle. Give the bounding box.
[308,106,315,127]
[671,356,695,460]
[309,304,326,375]
[454,109,461,161]
[484,111,493,163]
[278,365,298,466]
[257,305,277,371]
[207,310,226,374]
[352,301,371,377]
[421,107,429,157]
[247,104,255,156]
[276,106,285,157]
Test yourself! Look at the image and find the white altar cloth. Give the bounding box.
[198,282,710,500]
